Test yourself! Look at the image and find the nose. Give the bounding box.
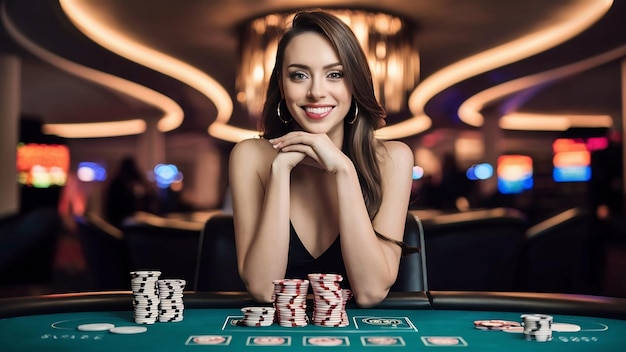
[307,77,326,99]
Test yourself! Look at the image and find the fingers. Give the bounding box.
[269,131,311,149]
[277,143,323,165]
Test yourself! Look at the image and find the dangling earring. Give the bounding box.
[347,102,358,124]
[277,100,292,124]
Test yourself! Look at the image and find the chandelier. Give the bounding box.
[236,9,419,118]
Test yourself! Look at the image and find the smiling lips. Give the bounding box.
[304,105,333,120]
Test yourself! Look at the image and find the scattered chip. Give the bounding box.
[77,323,115,331]
[552,323,581,332]
[109,326,148,334]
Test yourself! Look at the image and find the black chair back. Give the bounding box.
[421,208,526,291]
[75,213,131,290]
[515,207,592,293]
[122,213,203,288]
[390,213,428,292]
[0,207,61,285]
[194,214,245,291]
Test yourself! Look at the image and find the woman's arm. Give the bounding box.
[229,138,305,302]
[337,141,414,307]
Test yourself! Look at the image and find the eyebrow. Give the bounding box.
[286,62,343,70]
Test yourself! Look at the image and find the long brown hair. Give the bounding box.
[261,10,386,219]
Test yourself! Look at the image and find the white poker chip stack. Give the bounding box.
[272,279,310,327]
[308,273,347,327]
[157,279,186,322]
[521,314,553,342]
[130,271,161,324]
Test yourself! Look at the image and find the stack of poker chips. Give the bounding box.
[240,307,276,327]
[130,271,161,324]
[308,273,348,327]
[272,279,310,327]
[521,314,553,342]
[157,279,186,322]
[340,288,353,326]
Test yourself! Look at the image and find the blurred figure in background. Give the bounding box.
[104,156,158,228]
[590,128,624,220]
[431,152,472,211]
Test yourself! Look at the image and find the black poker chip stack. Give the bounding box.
[130,271,161,324]
[521,314,553,342]
[157,279,186,322]
[130,271,186,324]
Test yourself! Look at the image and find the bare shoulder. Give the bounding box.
[230,137,276,164]
[378,140,414,169]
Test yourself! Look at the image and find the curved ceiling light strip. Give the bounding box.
[1,2,182,138]
[376,0,613,139]
[459,45,626,128]
[59,0,257,142]
[499,113,614,131]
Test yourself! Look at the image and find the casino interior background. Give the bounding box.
[0,0,625,299]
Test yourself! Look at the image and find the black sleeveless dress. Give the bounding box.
[285,223,350,289]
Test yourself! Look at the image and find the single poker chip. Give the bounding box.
[77,323,115,331]
[109,326,148,334]
[552,323,581,332]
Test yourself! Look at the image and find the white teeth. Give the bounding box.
[305,106,332,114]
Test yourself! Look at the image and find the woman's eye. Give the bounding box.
[328,71,344,80]
[288,72,307,80]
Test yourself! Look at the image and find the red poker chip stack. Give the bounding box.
[272,279,310,327]
[340,288,353,326]
[240,306,276,327]
[308,273,347,327]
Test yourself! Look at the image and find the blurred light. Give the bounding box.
[414,148,440,177]
[553,166,591,182]
[467,163,493,180]
[586,137,609,151]
[499,113,613,131]
[497,155,533,194]
[412,166,424,180]
[16,143,70,187]
[153,164,183,189]
[455,136,484,161]
[552,138,592,183]
[77,162,107,182]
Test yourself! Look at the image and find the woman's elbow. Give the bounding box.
[354,289,389,308]
[244,280,274,303]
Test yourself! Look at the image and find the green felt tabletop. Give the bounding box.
[1,308,626,351]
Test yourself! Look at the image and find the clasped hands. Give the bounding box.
[269,131,351,173]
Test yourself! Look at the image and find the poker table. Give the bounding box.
[1,291,626,351]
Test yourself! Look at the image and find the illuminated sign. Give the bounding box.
[552,138,592,182]
[16,143,70,188]
[497,155,533,194]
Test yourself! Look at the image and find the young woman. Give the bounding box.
[229,10,414,307]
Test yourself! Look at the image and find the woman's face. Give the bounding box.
[280,32,352,137]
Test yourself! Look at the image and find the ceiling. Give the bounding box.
[1,0,625,143]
